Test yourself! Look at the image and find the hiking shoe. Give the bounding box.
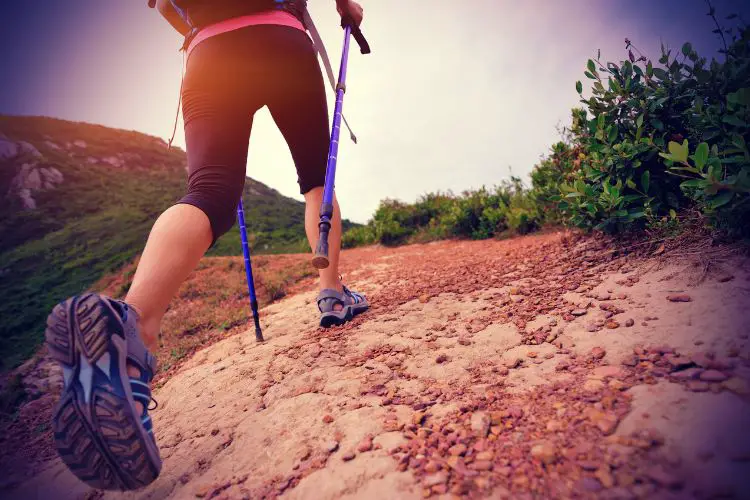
[317,285,369,327]
[45,293,162,491]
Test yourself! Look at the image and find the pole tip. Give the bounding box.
[312,253,330,270]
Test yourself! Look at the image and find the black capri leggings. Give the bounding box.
[178,24,330,242]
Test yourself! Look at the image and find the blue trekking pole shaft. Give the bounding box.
[313,20,368,269]
[324,27,351,206]
[237,199,264,342]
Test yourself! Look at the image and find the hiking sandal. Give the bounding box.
[317,285,369,328]
[45,293,162,491]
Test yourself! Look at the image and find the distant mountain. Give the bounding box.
[0,115,356,370]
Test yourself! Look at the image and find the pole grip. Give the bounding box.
[341,16,371,54]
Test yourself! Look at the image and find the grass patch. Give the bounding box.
[0,115,359,370]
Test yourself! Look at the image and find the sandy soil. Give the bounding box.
[5,231,750,500]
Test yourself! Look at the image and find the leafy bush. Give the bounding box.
[341,224,377,248]
[536,11,749,235]
[370,199,419,245]
[529,141,582,224]
[343,178,542,248]
[348,4,749,248]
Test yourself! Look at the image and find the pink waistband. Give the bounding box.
[186,10,306,59]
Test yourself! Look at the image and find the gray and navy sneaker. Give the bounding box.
[45,293,162,490]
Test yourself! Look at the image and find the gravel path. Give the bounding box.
[9,231,750,499]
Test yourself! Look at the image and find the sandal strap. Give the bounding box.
[342,286,366,305]
[317,288,344,304]
[106,298,158,431]
[109,298,158,378]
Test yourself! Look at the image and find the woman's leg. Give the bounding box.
[124,204,212,351]
[46,25,260,491]
[125,116,255,349]
[303,187,342,291]
[266,28,343,292]
[266,27,368,325]
[128,30,263,348]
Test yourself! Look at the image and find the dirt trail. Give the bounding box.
[9,232,750,499]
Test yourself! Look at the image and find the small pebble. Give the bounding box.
[356,435,373,453]
[595,467,615,488]
[671,368,703,380]
[646,465,684,488]
[505,357,522,369]
[578,461,599,471]
[687,381,710,392]
[530,441,557,464]
[591,347,606,359]
[699,370,728,382]
[422,471,448,487]
[424,461,440,473]
[723,377,749,395]
[471,412,491,437]
[449,443,467,456]
[580,476,603,492]
[666,294,692,302]
[470,460,493,471]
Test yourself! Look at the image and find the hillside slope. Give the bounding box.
[0,115,355,370]
[5,232,750,499]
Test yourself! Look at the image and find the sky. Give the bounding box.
[1,0,749,224]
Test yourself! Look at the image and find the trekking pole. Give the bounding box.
[237,199,264,342]
[312,17,371,270]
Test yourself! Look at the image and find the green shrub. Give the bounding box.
[341,224,376,248]
[369,199,415,245]
[343,178,543,247]
[529,141,581,224]
[536,13,749,235]
[345,4,748,247]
